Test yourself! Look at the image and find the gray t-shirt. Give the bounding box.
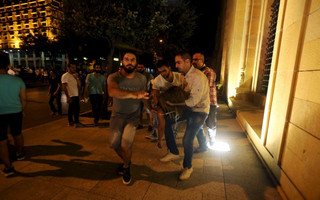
[108,71,147,116]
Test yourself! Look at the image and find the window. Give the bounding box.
[261,0,280,93]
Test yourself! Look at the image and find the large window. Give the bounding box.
[261,0,280,93]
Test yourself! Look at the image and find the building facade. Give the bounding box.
[0,0,65,69]
[219,0,320,199]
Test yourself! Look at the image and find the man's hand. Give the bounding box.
[134,91,150,99]
[67,96,71,103]
[166,100,175,106]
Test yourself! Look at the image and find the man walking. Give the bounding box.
[192,52,218,149]
[85,63,106,126]
[108,51,149,185]
[48,70,62,116]
[61,63,83,127]
[0,55,26,177]
[161,52,210,181]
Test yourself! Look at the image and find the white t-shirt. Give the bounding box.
[61,72,78,97]
[151,71,183,93]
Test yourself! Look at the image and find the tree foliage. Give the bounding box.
[19,28,61,69]
[59,0,197,60]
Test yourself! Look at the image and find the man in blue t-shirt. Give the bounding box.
[85,63,106,125]
[0,56,27,177]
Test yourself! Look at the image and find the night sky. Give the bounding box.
[189,0,222,56]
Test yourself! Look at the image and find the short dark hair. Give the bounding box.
[176,51,191,61]
[156,60,170,69]
[122,51,138,62]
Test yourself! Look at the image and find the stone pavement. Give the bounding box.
[0,101,282,200]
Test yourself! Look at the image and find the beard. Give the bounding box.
[123,65,136,74]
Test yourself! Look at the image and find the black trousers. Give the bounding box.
[48,92,62,114]
[68,96,80,123]
[89,94,103,123]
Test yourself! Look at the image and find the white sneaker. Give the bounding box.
[160,152,180,162]
[179,167,193,180]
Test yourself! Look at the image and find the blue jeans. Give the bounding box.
[164,109,207,168]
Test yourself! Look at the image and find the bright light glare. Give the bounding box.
[208,141,230,152]
[113,57,119,61]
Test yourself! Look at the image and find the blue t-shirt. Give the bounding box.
[86,73,106,95]
[0,74,26,115]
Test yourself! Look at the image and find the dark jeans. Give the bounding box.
[68,96,80,124]
[164,109,207,168]
[89,94,103,123]
[48,92,62,114]
[205,105,218,141]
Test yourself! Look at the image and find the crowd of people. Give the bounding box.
[0,51,219,186]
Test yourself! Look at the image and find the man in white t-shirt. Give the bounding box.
[149,60,187,148]
[61,63,83,127]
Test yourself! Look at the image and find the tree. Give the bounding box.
[19,27,62,70]
[59,0,197,63]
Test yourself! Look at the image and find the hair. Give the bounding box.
[156,59,171,69]
[122,51,138,62]
[176,51,191,61]
[193,52,205,60]
[93,63,101,68]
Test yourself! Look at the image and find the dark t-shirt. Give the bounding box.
[107,72,146,116]
[49,76,61,94]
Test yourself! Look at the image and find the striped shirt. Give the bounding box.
[200,65,218,106]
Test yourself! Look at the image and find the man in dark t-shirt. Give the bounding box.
[107,52,149,185]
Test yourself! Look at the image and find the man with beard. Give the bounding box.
[107,51,149,185]
[61,63,84,127]
[85,63,106,126]
[150,60,187,148]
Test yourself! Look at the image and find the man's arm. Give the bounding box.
[108,81,149,99]
[54,83,61,96]
[62,82,71,103]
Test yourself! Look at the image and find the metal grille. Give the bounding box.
[262,0,280,93]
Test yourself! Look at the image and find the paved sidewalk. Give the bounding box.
[0,101,282,200]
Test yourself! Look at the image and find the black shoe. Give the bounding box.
[122,166,131,185]
[2,166,15,177]
[75,122,85,128]
[148,125,153,132]
[68,122,74,126]
[16,153,25,161]
[137,124,143,129]
[117,162,131,175]
[194,147,208,153]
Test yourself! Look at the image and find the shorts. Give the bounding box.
[109,111,140,149]
[0,112,23,141]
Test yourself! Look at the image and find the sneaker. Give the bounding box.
[179,167,193,180]
[2,166,15,177]
[16,153,25,161]
[75,122,85,128]
[160,152,180,162]
[207,140,215,149]
[117,162,131,176]
[117,164,124,175]
[148,125,153,132]
[194,146,208,153]
[122,167,131,185]
[145,134,157,140]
